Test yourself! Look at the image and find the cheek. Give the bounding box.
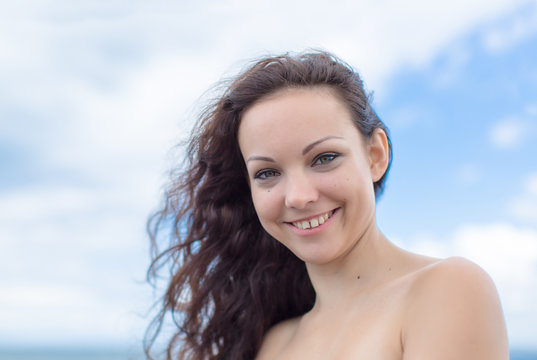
[319,164,373,202]
[251,187,282,222]
[317,168,350,196]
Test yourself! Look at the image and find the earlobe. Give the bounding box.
[368,129,390,182]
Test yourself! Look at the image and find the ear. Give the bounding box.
[367,128,390,182]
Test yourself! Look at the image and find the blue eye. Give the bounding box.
[313,153,339,166]
[254,169,280,180]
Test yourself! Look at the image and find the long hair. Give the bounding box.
[145,50,392,359]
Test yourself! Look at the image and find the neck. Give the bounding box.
[305,222,398,313]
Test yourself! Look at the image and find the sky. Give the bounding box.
[1,0,536,352]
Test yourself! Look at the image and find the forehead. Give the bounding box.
[242,86,350,124]
[238,86,361,155]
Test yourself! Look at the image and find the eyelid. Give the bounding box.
[312,152,340,166]
[251,152,340,180]
[254,168,280,180]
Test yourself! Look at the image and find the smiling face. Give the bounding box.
[238,86,388,265]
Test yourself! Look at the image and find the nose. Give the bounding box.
[284,171,319,209]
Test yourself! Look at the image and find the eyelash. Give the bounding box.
[254,169,280,180]
[253,152,340,180]
[312,152,339,166]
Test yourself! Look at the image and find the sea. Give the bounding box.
[0,347,535,359]
[0,347,144,360]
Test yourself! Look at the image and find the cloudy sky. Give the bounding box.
[1,0,536,352]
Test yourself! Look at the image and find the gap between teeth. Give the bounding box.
[292,212,332,230]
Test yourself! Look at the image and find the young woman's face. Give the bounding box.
[238,87,387,265]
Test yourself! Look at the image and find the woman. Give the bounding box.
[146,50,509,359]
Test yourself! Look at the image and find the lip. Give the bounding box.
[285,208,339,236]
[287,208,337,223]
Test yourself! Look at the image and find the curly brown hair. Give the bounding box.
[145,50,392,360]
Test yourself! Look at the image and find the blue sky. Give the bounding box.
[1,0,536,351]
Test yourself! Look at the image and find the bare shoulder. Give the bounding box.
[410,256,504,305]
[414,256,496,289]
[402,257,509,359]
[255,317,300,359]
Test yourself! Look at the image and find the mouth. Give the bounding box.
[288,209,338,230]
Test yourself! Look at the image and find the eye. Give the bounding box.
[312,152,339,166]
[254,169,280,180]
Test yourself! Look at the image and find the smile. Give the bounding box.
[290,210,336,230]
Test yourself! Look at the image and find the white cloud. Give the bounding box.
[526,103,537,116]
[511,198,537,223]
[1,0,535,348]
[482,1,537,52]
[432,47,471,88]
[205,0,532,92]
[0,186,153,346]
[453,224,537,288]
[455,163,481,186]
[4,0,527,172]
[405,222,537,348]
[509,172,537,223]
[525,172,537,196]
[0,186,99,222]
[386,104,439,129]
[489,117,531,149]
[454,224,537,347]
[0,0,532,99]
[0,282,149,346]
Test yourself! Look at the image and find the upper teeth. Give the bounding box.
[292,211,332,230]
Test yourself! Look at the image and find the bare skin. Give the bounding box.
[255,237,509,359]
[239,87,509,360]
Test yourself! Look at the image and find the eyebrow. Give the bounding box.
[246,136,344,163]
[246,155,275,163]
[302,136,344,155]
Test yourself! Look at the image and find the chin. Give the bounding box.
[291,246,343,265]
